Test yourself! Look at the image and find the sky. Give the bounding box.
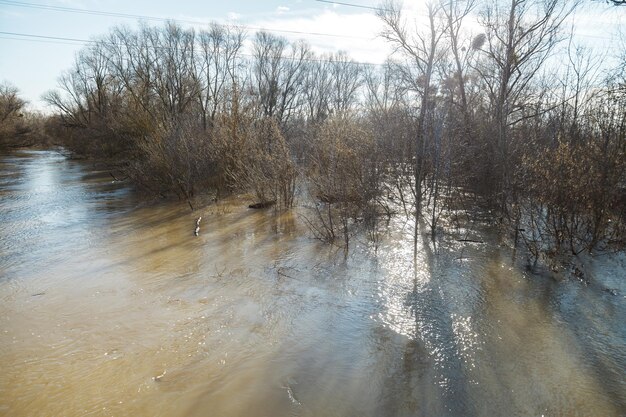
[0,0,623,111]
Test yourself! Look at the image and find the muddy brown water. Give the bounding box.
[0,149,624,417]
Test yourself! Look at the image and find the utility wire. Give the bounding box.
[313,0,391,12]
[0,35,85,46]
[0,30,615,63]
[0,0,373,40]
[314,0,617,41]
[0,31,386,66]
[0,0,613,42]
[0,31,92,44]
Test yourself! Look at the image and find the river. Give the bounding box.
[0,149,624,417]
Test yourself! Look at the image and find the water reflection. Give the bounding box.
[0,149,624,417]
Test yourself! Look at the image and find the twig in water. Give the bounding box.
[194,216,202,236]
[277,268,294,279]
[153,370,166,382]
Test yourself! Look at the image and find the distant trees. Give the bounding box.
[0,83,27,146]
[252,32,311,126]
[0,83,50,148]
[0,83,25,123]
[195,23,244,130]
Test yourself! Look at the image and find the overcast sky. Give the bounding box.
[0,0,623,110]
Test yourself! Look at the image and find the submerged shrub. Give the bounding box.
[214,115,297,209]
[305,115,383,245]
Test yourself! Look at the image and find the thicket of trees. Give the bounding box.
[0,82,52,148]
[40,0,625,268]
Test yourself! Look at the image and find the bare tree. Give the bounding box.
[0,83,25,125]
[302,57,333,123]
[0,82,27,146]
[328,51,364,115]
[378,0,448,242]
[442,0,478,151]
[43,41,127,154]
[475,0,577,210]
[364,61,416,215]
[195,23,244,130]
[252,32,311,126]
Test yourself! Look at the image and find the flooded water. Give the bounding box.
[0,149,624,417]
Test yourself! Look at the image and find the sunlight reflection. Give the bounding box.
[450,314,481,372]
[375,229,430,339]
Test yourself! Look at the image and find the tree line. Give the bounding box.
[6,0,625,268]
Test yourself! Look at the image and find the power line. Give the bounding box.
[313,0,390,12]
[0,35,85,46]
[1,0,613,43]
[0,0,373,40]
[0,0,167,21]
[0,31,93,44]
[313,0,618,41]
[0,31,386,66]
[0,30,616,63]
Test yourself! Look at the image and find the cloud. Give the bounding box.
[276,6,290,15]
[249,10,391,64]
[227,12,241,21]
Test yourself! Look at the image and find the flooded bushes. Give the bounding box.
[514,88,626,267]
[130,119,217,203]
[39,16,626,267]
[217,116,297,208]
[304,116,385,245]
[123,107,299,208]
